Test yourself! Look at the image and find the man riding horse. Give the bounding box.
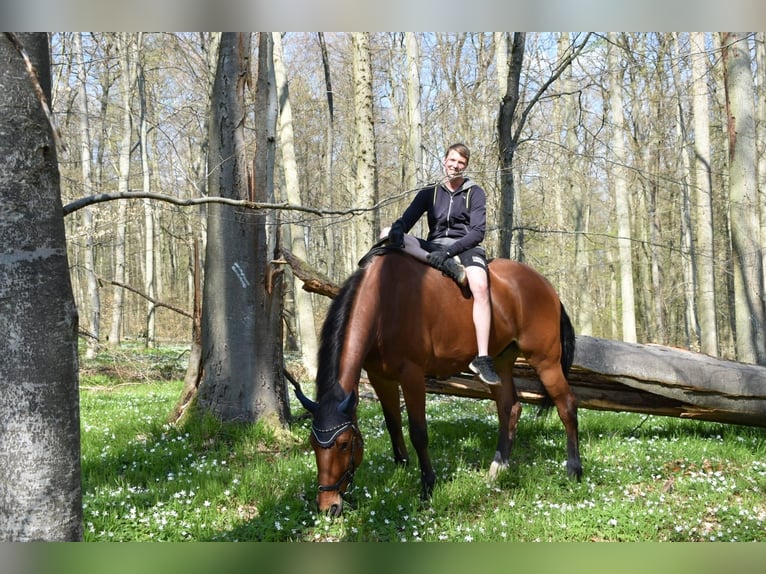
[381,143,501,387]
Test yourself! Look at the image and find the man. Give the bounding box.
[382,143,501,386]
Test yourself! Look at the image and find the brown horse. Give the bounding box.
[294,250,581,516]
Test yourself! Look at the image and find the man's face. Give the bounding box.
[443,150,468,180]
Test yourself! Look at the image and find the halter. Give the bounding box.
[311,421,362,493]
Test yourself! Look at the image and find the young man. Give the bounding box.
[382,143,500,386]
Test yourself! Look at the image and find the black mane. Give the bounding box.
[315,267,367,401]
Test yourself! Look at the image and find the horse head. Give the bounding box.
[293,382,364,516]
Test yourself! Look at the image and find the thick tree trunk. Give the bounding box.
[197,33,288,425]
[198,32,260,421]
[0,32,82,541]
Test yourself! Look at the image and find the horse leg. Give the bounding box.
[399,374,435,500]
[536,361,582,480]
[368,375,409,466]
[489,351,522,479]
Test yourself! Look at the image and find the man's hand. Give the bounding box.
[388,220,405,248]
[427,250,450,268]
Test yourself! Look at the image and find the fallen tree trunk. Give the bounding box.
[281,249,766,428]
[424,335,766,428]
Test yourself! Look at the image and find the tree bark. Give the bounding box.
[404,32,423,188]
[273,32,319,379]
[139,59,156,347]
[108,33,141,346]
[351,32,378,261]
[197,33,288,425]
[0,32,82,541]
[74,32,101,359]
[721,32,766,364]
[690,32,719,357]
[608,32,638,343]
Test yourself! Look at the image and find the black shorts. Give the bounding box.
[418,238,488,271]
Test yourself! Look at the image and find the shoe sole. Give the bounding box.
[469,363,501,386]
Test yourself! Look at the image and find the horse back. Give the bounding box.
[359,253,563,378]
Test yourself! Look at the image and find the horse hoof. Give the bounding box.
[488,460,509,480]
[567,462,583,482]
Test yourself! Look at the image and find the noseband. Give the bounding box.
[312,421,361,493]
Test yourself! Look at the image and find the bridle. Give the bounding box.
[312,421,362,493]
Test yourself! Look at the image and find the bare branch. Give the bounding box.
[63,189,408,218]
[108,279,193,319]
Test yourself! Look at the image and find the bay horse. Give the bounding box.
[293,249,581,516]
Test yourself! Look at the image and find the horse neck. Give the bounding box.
[316,267,376,399]
[336,270,380,394]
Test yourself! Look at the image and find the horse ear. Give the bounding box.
[338,390,357,416]
[292,381,319,414]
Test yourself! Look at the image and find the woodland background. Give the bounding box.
[53,32,766,366]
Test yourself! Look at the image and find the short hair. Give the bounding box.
[445,143,470,164]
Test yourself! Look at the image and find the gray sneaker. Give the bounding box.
[469,355,501,386]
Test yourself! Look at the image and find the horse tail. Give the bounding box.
[536,303,575,418]
[559,303,575,377]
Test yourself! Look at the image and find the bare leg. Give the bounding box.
[465,266,491,356]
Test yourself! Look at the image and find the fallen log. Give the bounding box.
[279,250,766,428]
[424,335,766,429]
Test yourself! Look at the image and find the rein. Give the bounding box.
[312,421,361,493]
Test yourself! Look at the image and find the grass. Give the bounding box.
[79,345,766,542]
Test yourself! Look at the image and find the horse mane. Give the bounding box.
[315,266,367,400]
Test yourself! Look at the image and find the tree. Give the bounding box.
[404,32,424,189]
[273,32,319,378]
[73,32,101,359]
[108,33,141,346]
[690,32,719,356]
[607,32,638,343]
[196,33,288,425]
[0,32,82,541]
[721,32,766,364]
[497,32,591,260]
[351,32,378,262]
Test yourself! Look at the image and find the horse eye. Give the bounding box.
[337,440,349,452]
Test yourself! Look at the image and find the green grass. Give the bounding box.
[79,347,766,542]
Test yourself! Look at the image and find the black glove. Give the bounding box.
[427,250,450,268]
[388,220,405,248]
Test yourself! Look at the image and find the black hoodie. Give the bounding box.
[396,177,487,256]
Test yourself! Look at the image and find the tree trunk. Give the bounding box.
[74,32,101,358]
[250,32,289,424]
[690,32,719,357]
[108,33,140,346]
[608,32,637,343]
[273,32,318,379]
[497,32,525,259]
[197,33,288,425]
[721,32,766,364]
[317,32,335,277]
[351,32,378,259]
[0,32,82,541]
[139,60,156,347]
[404,32,423,188]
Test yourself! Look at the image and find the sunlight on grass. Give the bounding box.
[79,349,766,542]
